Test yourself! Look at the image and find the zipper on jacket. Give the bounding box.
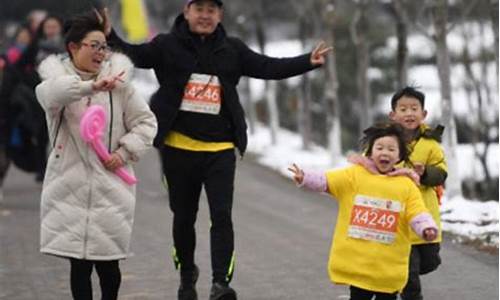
[108,91,113,152]
[82,96,93,258]
[81,92,113,258]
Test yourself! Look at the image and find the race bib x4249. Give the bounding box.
[347,195,402,244]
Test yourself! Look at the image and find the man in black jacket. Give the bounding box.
[101,1,331,299]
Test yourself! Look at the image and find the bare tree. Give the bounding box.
[321,0,343,161]
[254,0,280,144]
[233,15,258,135]
[429,0,462,198]
[240,77,257,135]
[459,16,497,198]
[350,0,373,135]
[288,0,316,150]
[412,0,479,198]
[297,17,314,150]
[490,0,499,83]
[391,0,410,88]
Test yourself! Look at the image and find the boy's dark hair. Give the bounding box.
[63,11,104,58]
[390,86,425,110]
[360,122,409,163]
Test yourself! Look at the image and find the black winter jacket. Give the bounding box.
[109,15,317,155]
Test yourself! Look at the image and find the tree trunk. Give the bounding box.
[351,0,372,134]
[460,25,494,198]
[241,78,256,135]
[265,80,280,144]
[254,0,279,144]
[322,0,342,162]
[432,0,462,198]
[491,0,499,83]
[392,0,409,88]
[298,18,313,150]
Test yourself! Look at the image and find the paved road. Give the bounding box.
[0,151,498,300]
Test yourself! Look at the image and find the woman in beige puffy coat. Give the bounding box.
[35,12,157,300]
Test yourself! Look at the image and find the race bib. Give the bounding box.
[347,195,402,244]
[180,73,221,115]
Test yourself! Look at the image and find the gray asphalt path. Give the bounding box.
[0,151,498,300]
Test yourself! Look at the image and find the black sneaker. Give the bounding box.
[178,265,199,300]
[209,282,237,300]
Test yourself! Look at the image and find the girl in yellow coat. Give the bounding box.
[289,123,437,300]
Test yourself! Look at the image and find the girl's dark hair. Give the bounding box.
[63,11,104,57]
[360,122,409,163]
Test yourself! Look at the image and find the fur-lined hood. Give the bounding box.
[37,52,134,87]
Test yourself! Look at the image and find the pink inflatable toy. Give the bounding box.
[80,105,137,185]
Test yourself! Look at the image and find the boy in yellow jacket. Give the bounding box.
[388,86,448,300]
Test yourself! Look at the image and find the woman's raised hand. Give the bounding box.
[288,163,305,185]
[92,71,125,92]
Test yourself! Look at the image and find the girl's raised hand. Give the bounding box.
[288,163,305,185]
[422,227,438,241]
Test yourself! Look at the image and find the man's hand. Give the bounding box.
[92,71,125,92]
[103,152,125,172]
[287,163,305,185]
[310,41,333,66]
[94,7,112,36]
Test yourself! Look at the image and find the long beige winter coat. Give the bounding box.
[35,53,157,260]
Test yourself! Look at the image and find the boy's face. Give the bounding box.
[370,135,401,174]
[389,96,427,130]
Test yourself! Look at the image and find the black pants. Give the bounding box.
[350,286,398,300]
[0,145,9,187]
[161,146,236,284]
[69,258,121,300]
[401,243,441,300]
[34,118,48,180]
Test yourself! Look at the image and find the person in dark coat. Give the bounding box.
[16,15,65,181]
[0,23,36,188]
[100,1,331,299]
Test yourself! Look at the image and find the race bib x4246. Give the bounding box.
[180,74,221,115]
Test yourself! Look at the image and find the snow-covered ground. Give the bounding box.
[246,123,499,247]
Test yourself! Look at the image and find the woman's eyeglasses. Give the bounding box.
[80,42,111,53]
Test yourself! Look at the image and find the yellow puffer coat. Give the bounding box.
[400,124,447,244]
